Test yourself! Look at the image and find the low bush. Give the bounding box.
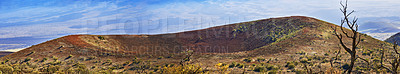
[0,65,13,74]
[158,56,164,59]
[286,62,296,69]
[52,56,59,61]
[257,58,266,62]
[229,62,237,68]
[243,58,252,63]
[253,65,266,72]
[66,55,73,60]
[268,70,277,74]
[24,57,32,62]
[41,58,48,62]
[98,36,105,40]
[160,64,206,74]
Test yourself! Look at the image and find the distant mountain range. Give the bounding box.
[359,17,400,40]
[386,32,400,46]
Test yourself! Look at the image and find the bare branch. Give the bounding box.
[347,10,355,19]
[356,33,362,46]
[382,65,393,73]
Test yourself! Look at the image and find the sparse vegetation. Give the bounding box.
[0,5,396,73]
[24,57,32,62]
[158,56,164,59]
[98,36,105,40]
[257,58,266,62]
[243,58,252,63]
[66,55,73,60]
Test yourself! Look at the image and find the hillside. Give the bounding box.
[386,32,400,45]
[0,16,395,73]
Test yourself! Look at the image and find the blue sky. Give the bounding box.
[0,0,400,51]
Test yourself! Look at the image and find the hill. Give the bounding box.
[386,32,400,45]
[0,16,395,73]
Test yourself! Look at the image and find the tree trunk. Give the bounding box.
[348,53,356,74]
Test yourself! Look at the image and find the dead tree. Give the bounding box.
[381,41,400,74]
[331,0,368,73]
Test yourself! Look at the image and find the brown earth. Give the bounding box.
[1,16,315,60]
[0,16,396,73]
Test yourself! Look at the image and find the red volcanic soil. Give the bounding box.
[64,35,93,48]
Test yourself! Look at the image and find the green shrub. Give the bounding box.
[46,65,61,73]
[79,57,85,61]
[268,70,277,74]
[158,56,164,59]
[50,61,62,65]
[324,53,329,56]
[372,58,380,63]
[106,59,112,63]
[86,56,96,61]
[229,62,237,68]
[299,58,309,63]
[342,63,350,70]
[123,61,130,66]
[294,69,306,74]
[307,57,312,61]
[322,58,330,63]
[27,51,35,56]
[296,51,306,55]
[253,65,266,72]
[0,65,13,74]
[355,66,368,71]
[24,57,32,62]
[257,58,266,62]
[66,55,73,60]
[362,51,371,56]
[237,63,244,68]
[34,59,39,62]
[98,36,105,40]
[160,64,205,74]
[288,64,295,69]
[267,65,279,70]
[286,62,295,69]
[103,59,112,65]
[243,58,252,63]
[4,59,9,63]
[52,56,58,61]
[41,58,48,62]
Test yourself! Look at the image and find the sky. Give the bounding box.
[0,0,399,51]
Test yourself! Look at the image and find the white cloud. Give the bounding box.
[366,32,397,40]
[2,48,25,52]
